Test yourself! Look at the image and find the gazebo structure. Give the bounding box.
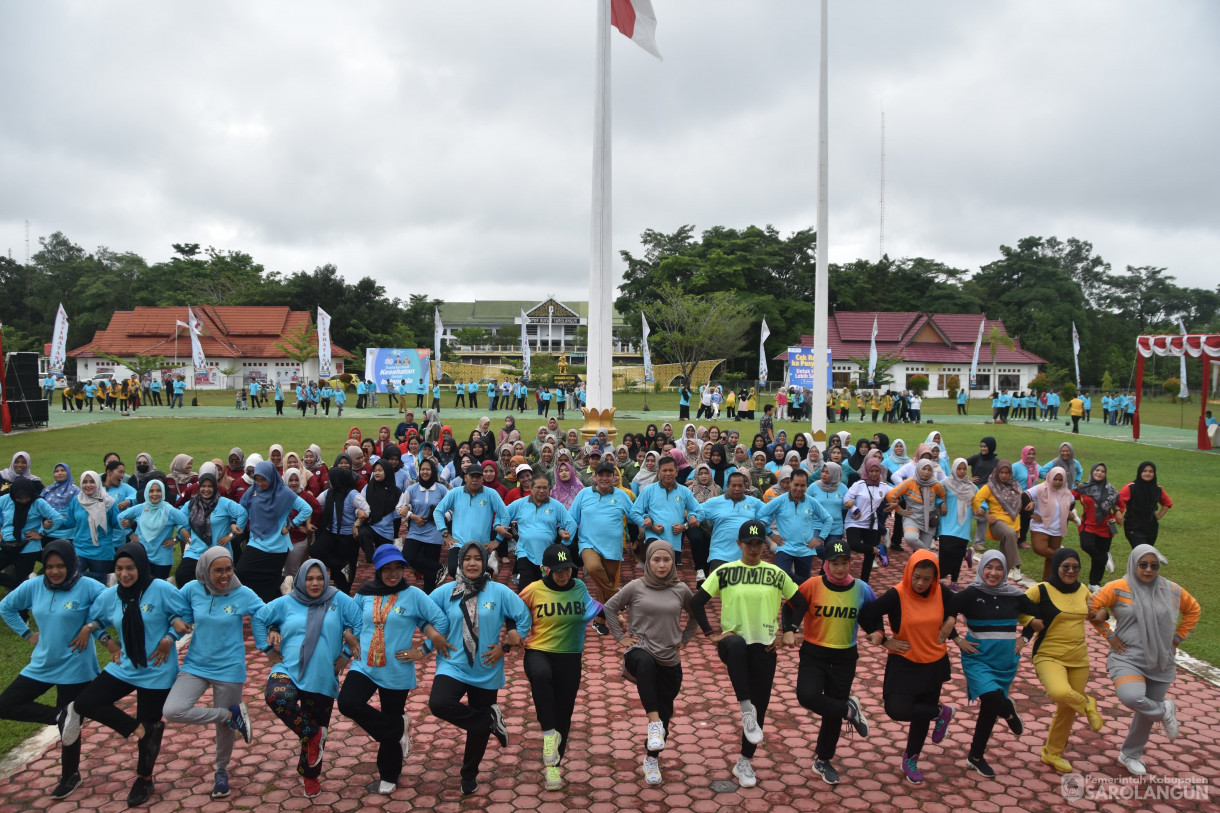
[1134,333,1220,450]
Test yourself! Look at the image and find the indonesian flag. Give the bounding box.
[612,0,662,60]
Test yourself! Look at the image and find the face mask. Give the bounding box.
[136,462,150,474]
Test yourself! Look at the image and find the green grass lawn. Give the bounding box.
[1,392,1217,756]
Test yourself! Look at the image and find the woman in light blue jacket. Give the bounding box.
[118,481,189,580]
[58,471,122,582]
[236,461,313,602]
[940,458,979,590]
[174,472,248,587]
[1,478,64,590]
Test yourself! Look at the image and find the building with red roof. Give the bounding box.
[68,306,352,388]
[779,311,1046,394]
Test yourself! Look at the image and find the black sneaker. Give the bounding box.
[50,772,82,800]
[592,621,609,636]
[966,753,996,778]
[461,777,478,795]
[1005,697,1024,736]
[126,777,154,807]
[845,695,870,737]
[812,759,840,785]
[489,704,509,748]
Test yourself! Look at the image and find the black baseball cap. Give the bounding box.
[595,460,617,474]
[464,463,485,477]
[542,544,578,573]
[822,539,851,560]
[738,520,768,542]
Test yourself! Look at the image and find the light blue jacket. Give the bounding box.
[0,575,106,684]
[178,580,265,683]
[349,586,447,690]
[504,496,577,565]
[568,487,642,561]
[184,497,248,559]
[633,482,700,552]
[90,580,189,689]
[424,581,532,690]
[253,591,361,697]
[698,494,764,563]
[757,492,832,557]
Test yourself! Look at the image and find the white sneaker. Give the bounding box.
[1009,567,1023,581]
[106,573,118,587]
[280,576,294,596]
[741,704,764,745]
[646,721,666,752]
[400,713,411,757]
[1117,751,1147,776]
[695,569,706,581]
[59,702,82,746]
[732,756,757,788]
[1106,552,1115,573]
[488,552,501,574]
[1161,698,1179,741]
[642,756,662,785]
[1089,584,1101,594]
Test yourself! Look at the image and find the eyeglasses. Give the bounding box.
[1137,562,1161,571]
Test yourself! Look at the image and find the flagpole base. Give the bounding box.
[580,406,617,442]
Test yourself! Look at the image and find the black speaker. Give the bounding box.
[5,353,40,400]
[7,398,49,427]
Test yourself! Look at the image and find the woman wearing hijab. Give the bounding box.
[424,541,532,796]
[1117,462,1172,549]
[127,453,165,505]
[228,453,261,503]
[745,450,776,498]
[939,459,978,589]
[1028,468,1076,581]
[117,481,189,581]
[519,544,603,790]
[339,545,448,796]
[684,463,721,584]
[808,462,848,547]
[1072,463,1120,590]
[841,460,893,583]
[302,445,329,497]
[1019,548,1105,774]
[707,443,732,490]
[631,450,661,493]
[40,463,80,522]
[883,438,911,472]
[801,445,824,480]
[226,449,246,483]
[315,465,362,595]
[1011,445,1041,549]
[282,468,321,590]
[1,477,61,592]
[353,460,403,567]
[253,560,361,799]
[481,460,509,500]
[0,450,41,494]
[499,415,519,447]
[967,437,999,485]
[393,457,451,594]
[60,471,122,582]
[945,551,1042,778]
[166,454,196,507]
[163,548,263,798]
[604,539,700,787]
[550,459,584,512]
[237,461,314,603]
[886,460,946,553]
[175,472,249,588]
[67,543,188,806]
[1089,545,1200,776]
[1040,442,1083,487]
[860,550,964,785]
[972,461,1023,582]
[0,541,108,800]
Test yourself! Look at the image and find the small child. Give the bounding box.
[237,390,248,410]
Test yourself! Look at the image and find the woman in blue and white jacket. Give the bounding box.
[236,461,313,602]
[65,543,189,807]
[118,481,189,581]
[397,457,450,594]
[174,471,248,587]
[0,540,111,801]
[315,464,361,595]
[57,471,122,583]
[1,477,63,591]
[163,546,264,799]
[253,559,361,799]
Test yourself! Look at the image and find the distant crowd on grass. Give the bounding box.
[0,406,1200,804]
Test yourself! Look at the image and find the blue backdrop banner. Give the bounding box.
[364,348,431,393]
[787,347,833,389]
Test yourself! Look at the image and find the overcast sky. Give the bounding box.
[3,1,1217,306]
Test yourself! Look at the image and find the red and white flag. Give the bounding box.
[612,0,662,60]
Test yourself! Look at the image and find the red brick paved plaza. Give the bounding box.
[1,548,1216,813]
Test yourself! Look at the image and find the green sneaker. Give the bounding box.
[544,765,563,791]
[542,731,562,767]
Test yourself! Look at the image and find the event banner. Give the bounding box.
[364,348,431,393]
[787,347,833,389]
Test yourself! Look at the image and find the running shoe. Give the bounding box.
[1106,552,1115,573]
[966,753,995,778]
[365,779,396,795]
[878,547,889,567]
[400,713,411,757]
[1005,697,1024,735]
[489,704,509,747]
[845,695,870,737]
[732,757,757,788]
[303,777,321,798]
[592,621,609,636]
[695,569,706,581]
[964,547,974,568]
[127,777,154,806]
[544,766,563,791]
[812,759,840,785]
[1161,698,1179,740]
[931,703,954,744]
[59,702,82,746]
[542,731,563,766]
[646,720,666,752]
[901,752,923,784]
[642,756,662,785]
[49,772,82,801]
[306,730,324,768]
[210,769,230,799]
[1117,752,1146,776]
[461,777,478,795]
[1088,584,1101,594]
[227,702,252,744]
[741,704,764,745]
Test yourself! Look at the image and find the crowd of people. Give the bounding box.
[0,402,1201,804]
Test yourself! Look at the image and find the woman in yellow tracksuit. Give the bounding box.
[1018,547,1104,774]
[971,462,1022,581]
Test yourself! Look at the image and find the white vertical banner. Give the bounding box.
[49,303,69,375]
[317,307,332,378]
[867,315,879,387]
[1177,318,1190,399]
[185,307,206,370]
[520,310,532,382]
[758,317,771,383]
[433,307,443,384]
[969,318,986,390]
[641,311,654,384]
[1071,321,1082,389]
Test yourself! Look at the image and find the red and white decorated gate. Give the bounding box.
[1134,333,1220,450]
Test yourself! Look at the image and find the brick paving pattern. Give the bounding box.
[1,546,1216,812]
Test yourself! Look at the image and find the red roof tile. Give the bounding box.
[68,306,352,360]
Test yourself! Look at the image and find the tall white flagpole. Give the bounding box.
[1177,318,1189,399]
[810,0,830,447]
[585,0,615,437]
[1071,321,1082,390]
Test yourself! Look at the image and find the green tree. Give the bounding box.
[453,327,491,346]
[275,324,318,364]
[983,325,1015,392]
[643,284,751,386]
[845,351,901,390]
[96,352,169,380]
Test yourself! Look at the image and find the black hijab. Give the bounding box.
[114,542,154,668]
[416,458,439,489]
[1047,547,1082,594]
[189,473,220,544]
[365,460,402,525]
[6,477,40,541]
[872,433,891,454]
[357,562,410,596]
[1126,461,1162,520]
[322,467,358,532]
[42,539,82,592]
[708,443,731,488]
